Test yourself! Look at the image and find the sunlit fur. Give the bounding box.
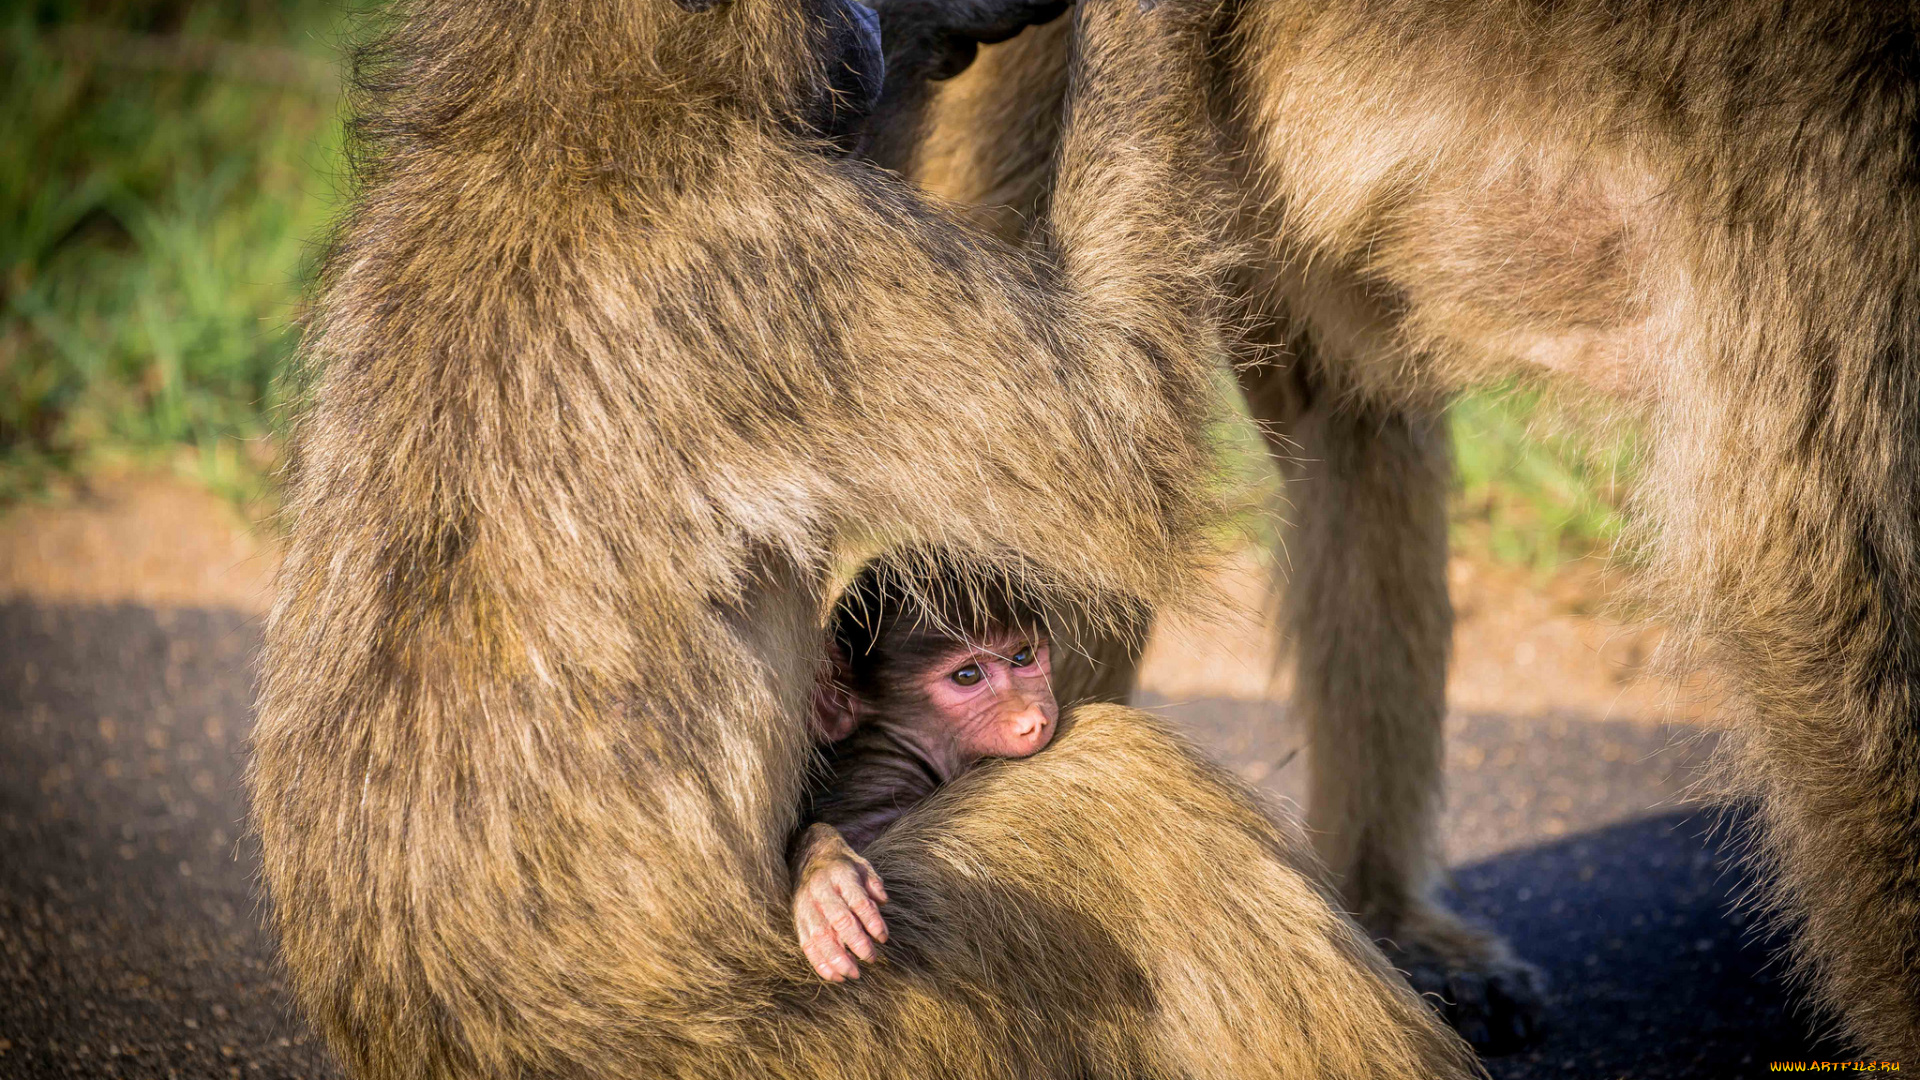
[248,0,1480,1076]
[909,0,1920,1055]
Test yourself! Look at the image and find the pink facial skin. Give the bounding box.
[898,633,1057,781]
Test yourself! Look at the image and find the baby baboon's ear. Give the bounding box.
[811,642,862,743]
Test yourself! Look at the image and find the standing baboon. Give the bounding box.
[250,0,1481,1077]
[898,0,1920,1055]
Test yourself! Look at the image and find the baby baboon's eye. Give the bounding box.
[1009,645,1034,667]
[951,664,983,686]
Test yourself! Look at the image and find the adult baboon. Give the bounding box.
[897,0,1920,1055]
[249,0,1479,1077]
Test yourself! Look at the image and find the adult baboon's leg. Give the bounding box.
[1238,345,1545,1052]
[1660,344,1920,1057]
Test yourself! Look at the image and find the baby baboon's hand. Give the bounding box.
[792,824,890,982]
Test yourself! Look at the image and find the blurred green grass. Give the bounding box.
[0,1,1637,568]
[1,0,346,505]
[1447,386,1636,570]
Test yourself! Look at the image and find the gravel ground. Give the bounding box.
[1,602,331,1079]
[1,598,1840,1079]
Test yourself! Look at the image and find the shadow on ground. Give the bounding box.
[0,601,1839,1078]
[1452,814,1840,1078]
[1443,810,1835,1068]
[1154,691,1840,1078]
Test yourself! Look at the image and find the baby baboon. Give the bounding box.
[793,559,1058,981]
[250,0,1480,1077]
[897,0,1920,1055]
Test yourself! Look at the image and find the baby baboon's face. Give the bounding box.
[912,632,1057,763]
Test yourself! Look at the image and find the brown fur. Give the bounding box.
[249,0,1479,1076]
[908,0,1920,1055]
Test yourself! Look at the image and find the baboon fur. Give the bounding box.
[902,0,1920,1055]
[249,0,1481,1077]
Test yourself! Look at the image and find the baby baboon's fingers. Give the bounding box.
[801,910,860,981]
[808,943,855,982]
[826,862,868,896]
[794,903,827,949]
[861,867,889,906]
[792,882,834,927]
[828,904,880,962]
[836,876,889,943]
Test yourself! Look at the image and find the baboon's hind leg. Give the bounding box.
[1239,347,1547,1053]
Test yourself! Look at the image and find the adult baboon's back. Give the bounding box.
[249,0,1477,1077]
[905,0,1920,1055]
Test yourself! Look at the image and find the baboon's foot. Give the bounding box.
[1377,907,1547,1054]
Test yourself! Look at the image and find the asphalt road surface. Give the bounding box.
[1,598,1842,1079]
